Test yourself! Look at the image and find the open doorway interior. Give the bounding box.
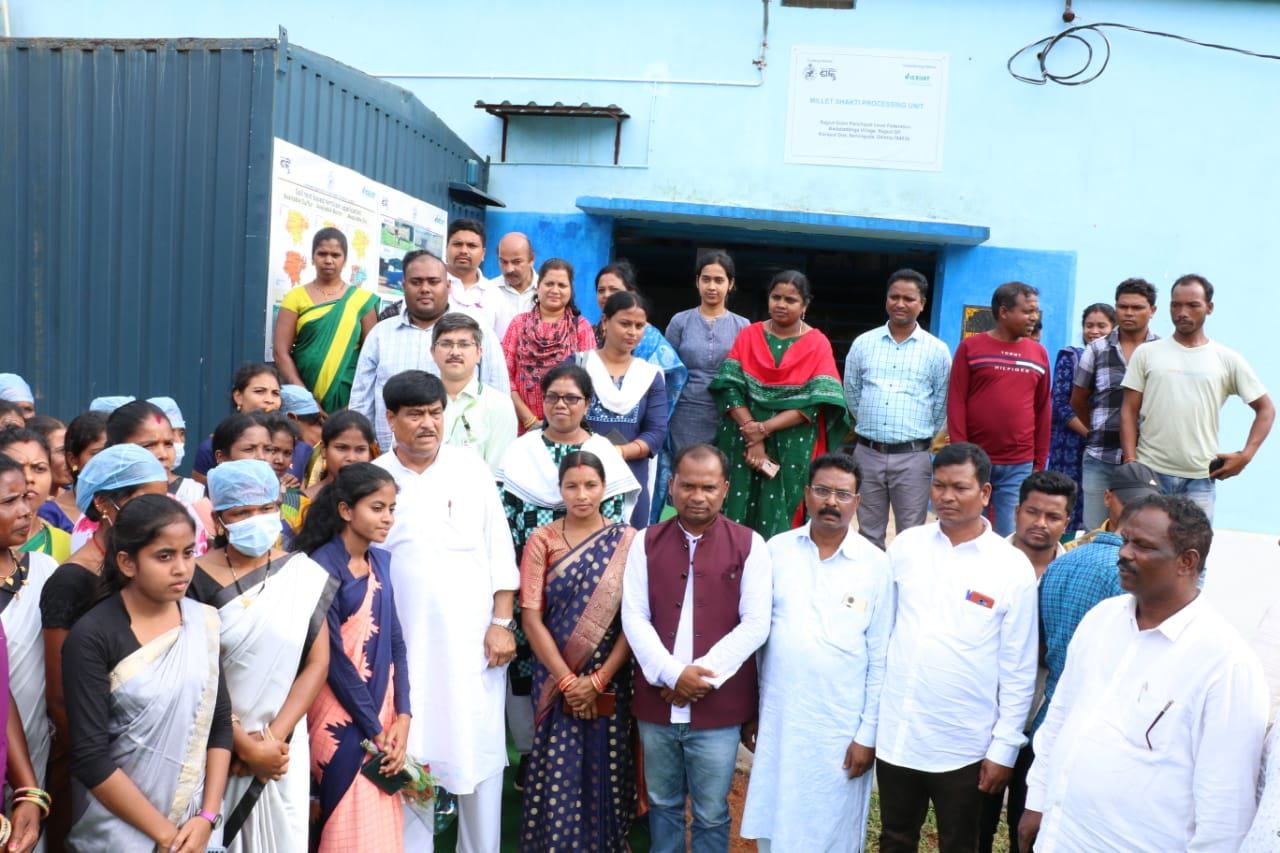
[611,228,940,362]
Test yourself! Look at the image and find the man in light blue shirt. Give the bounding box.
[349,250,509,450]
[843,269,951,548]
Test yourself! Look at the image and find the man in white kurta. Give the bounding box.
[372,369,519,853]
[742,454,893,853]
[1021,495,1268,852]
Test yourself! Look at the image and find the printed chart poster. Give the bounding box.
[785,47,948,172]
[265,138,447,358]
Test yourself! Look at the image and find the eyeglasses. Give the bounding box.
[808,485,858,504]
[544,393,585,407]
[434,340,477,351]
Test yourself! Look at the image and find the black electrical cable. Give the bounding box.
[1008,21,1280,86]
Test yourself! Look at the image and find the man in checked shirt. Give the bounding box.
[843,268,951,549]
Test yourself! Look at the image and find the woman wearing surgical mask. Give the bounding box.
[189,461,333,853]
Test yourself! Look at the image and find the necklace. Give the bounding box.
[223,547,272,607]
[559,515,606,549]
[0,551,29,599]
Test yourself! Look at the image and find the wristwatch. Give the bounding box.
[491,617,517,632]
[196,809,222,828]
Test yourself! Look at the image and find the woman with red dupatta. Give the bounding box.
[502,259,597,434]
[709,270,851,539]
[518,451,637,852]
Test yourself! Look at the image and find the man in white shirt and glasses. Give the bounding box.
[430,312,517,474]
[877,442,1038,853]
[1019,494,1268,852]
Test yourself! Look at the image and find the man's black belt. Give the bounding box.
[857,436,932,454]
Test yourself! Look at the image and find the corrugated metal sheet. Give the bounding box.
[1,37,485,440]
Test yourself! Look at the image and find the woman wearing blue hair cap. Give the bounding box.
[0,374,35,418]
[147,397,189,470]
[38,443,169,848]
[190,460,336,852]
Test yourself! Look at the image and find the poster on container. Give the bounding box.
[264,138,447,358]
[785,47,948,172]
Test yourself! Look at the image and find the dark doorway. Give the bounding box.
[610,228,939,363]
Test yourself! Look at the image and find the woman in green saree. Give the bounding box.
[709,270,850,539]
[273,228,379,413]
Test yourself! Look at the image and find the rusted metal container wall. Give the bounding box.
[1,37,485,439]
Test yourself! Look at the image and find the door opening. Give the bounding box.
[611,228,940,362]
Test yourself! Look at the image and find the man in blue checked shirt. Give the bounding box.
[843,269,951,549]
[1033,461,1163,737]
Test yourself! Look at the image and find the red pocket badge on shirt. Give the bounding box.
[965,589,995,609]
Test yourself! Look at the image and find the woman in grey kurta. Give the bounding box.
[664,251,750,452]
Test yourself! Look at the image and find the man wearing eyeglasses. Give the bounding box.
[741,453,892,852]
[1019,494,1268,852]
[351,250,510,451]
[431,312,517,475]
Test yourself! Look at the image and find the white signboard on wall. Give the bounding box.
[785,47,948,172]
[265,138,447,358]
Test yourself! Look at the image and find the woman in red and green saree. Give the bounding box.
[519,450,636,852]
[273,228,379,413]
[709,270,850,539]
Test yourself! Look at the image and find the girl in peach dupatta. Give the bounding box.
[519,451,637,852]
[298,464,411,852]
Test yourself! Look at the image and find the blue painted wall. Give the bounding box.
[14,0,1280,532]
[481,211,613,323]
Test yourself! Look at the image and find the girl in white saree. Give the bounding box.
[192,460,334,852]
[62,495,231,852]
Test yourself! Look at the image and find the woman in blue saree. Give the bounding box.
[519,451,637,852]
[295,463,410,853]
[594,261,687,521]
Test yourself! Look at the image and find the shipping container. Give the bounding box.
[0,34,491,440]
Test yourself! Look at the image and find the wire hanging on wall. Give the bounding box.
[1008,21,1280,86]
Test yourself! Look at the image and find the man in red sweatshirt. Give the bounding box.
[947,282,1051,536]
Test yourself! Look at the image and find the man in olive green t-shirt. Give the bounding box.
[1119,274,1274,521]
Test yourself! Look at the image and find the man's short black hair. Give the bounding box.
[933,442,992,486]
[672,443,729,480]
[1018,470,1077,508]
[1119,494,1213,573]
[432,312,483,346]
[1115,277,1157,308]
[887,268,929,299]
[809,452,861,491]
[447,218,486,246]
[991,281,1039,316]
[382,370,447,413]
[1172,273,1214,303]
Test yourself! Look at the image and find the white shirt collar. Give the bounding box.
[798,520,870,561]
[1126,592,1205,642]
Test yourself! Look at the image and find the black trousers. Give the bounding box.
[877,758,985,853]
[978,743,1035,853]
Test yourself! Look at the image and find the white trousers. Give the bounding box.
[402,768,504,853]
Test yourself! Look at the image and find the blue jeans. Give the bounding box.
[1154,473,1216,522]
[988,462,1033,536]
[1080,455,1117,532]
[637,720,740,853]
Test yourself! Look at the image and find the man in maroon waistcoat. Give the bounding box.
[621,443,773,853]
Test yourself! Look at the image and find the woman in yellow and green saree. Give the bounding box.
[273,228,379,413]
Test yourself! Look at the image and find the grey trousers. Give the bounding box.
[853,443,933,550]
